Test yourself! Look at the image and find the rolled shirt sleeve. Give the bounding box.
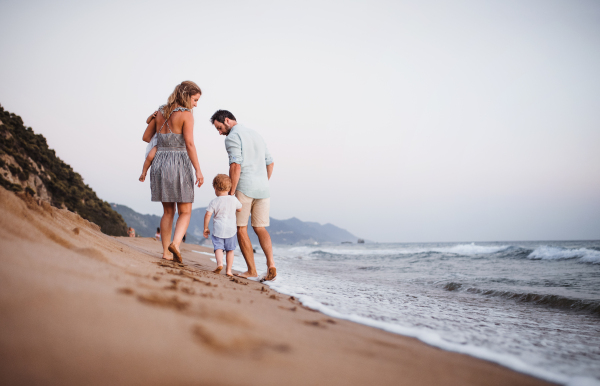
[264,144,274,166]
[225,132,243,165]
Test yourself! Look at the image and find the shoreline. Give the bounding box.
[0,187,554,385]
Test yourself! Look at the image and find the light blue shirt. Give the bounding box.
[225,124,273,199]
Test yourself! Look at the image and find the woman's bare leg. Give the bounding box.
[171,202,192,251]
[160,202,176,260]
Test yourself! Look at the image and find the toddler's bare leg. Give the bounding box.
[214,249,224,274]
[139,147,156,182]
[225,250,235,276]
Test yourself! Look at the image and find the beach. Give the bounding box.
[0,187,553,386]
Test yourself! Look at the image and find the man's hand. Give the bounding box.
[203,228,210,238]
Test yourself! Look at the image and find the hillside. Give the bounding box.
[112,204,359,245]
[0,104,128,236]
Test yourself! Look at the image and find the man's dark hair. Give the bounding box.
[210,110,236,124]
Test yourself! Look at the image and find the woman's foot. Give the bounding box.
[161,254,173,261]
[168,243,182,263]
[213,266,223,274]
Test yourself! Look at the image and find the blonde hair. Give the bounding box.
[163,81,202,119]
[212,174,232,192]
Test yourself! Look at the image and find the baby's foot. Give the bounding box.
[213,266,223,274]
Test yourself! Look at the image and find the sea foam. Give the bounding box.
[528,246,600,263]
[265,279,600,386]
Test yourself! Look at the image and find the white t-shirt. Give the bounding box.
[206,195,243,238]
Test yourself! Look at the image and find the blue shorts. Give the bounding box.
[211,234,237,252]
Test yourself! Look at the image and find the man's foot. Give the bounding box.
[263,267,277,282]
[168,243,182,263]
[213,266,223,274]
[234,271,258,279]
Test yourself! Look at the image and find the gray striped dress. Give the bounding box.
[150,106,195,203]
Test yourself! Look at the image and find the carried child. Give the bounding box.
[204,174,242,276]
[139,111,159,182]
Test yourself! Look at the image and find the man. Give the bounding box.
[210,110,276,281]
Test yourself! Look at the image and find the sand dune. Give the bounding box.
[0,187,553,386]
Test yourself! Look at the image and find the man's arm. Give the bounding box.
[267,162,274,180]
[225,132,243,195]
[229,163,241,195]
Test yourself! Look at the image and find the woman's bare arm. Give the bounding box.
[182,112,204,187]
[142,119,157,143]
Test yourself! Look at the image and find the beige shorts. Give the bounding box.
[235,191,270,228]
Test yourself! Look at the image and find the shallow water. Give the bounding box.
[237,241,600,385]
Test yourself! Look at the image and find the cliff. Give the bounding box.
[0,104,128,236]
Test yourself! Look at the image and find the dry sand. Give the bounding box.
[0,187,555,386]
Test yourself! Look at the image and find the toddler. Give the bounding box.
[204,174,242,276]
[139,111,158,182]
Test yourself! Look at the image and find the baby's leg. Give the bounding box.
[213,249,224,274]
[225,250,235,276]
[139,147,157,182]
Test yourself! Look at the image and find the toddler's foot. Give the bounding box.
[213,266,223,274]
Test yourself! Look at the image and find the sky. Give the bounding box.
[0,0,599,242]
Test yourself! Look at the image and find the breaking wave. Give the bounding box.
[528,246,600,264]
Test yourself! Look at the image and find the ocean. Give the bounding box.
[206,240,600,386]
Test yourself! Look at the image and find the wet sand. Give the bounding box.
[0,187,555,386]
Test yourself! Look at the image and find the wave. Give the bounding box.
[442,282,600,316]
[437,243,512,255]
[282,244,514,258]
[265,279,599,386]
[528,246,600,264]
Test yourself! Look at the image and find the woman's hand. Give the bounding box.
[196,171,204,187]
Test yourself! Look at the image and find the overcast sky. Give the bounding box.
[1,0,599,242]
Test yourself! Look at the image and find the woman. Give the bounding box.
[142,81,204,262]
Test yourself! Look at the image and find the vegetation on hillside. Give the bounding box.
[0,104,128,236]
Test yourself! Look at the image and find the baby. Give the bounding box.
[139,111,158,182]
[204,174,242,276]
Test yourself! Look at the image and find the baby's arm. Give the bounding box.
[146,111,158,124]
[203,212,212,238]
[139,147,157,182]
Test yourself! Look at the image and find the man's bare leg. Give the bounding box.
[160,203,175,260]
[253,226,276,280]
[235,226,258,278]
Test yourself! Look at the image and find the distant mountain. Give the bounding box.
[112,204,359,245]
[0,105,128,236]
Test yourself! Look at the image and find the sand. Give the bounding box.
[0,187,555,386]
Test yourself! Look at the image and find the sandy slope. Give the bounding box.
[0,187,554,386]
